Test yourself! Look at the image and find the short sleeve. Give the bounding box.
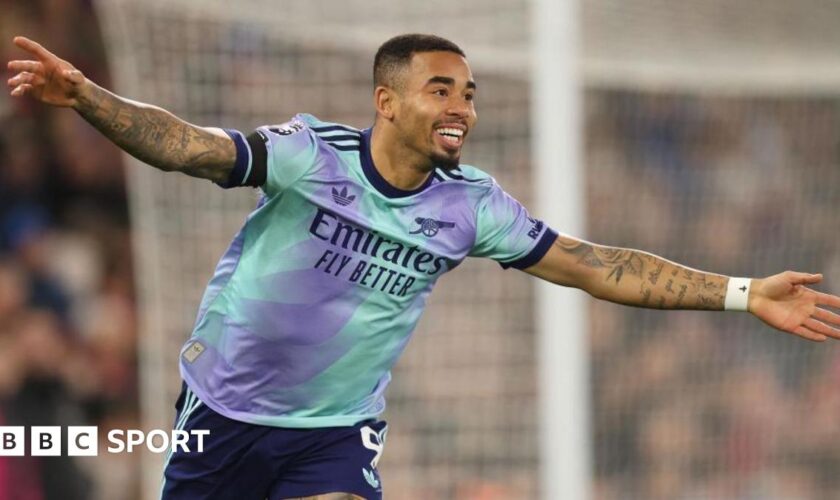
[469,181,558,269]
[217,116,317,197]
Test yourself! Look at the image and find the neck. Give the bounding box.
[370,124,433,191]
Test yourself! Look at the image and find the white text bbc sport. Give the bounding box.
[0,426,209,456]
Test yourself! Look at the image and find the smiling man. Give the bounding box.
[7,33,840,500]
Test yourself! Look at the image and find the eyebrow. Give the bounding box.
[426,76,477,90]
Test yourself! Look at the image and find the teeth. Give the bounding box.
[437,127,464,138]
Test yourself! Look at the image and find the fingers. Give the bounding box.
[10,84,32,97]
[7,71,39,87]
[804,318,840,340]
[815,291,840,309]
[7,71,42,99]
[792,325,827,342]
[786,271,822,285]
[12,36,55,61]
[814,307,840,326]
[7,60,43,73]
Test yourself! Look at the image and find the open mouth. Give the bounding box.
[435,126,465,149]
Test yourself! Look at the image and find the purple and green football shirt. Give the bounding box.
[179,114,558,428]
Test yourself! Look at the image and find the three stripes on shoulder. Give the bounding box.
[312,124,362,152]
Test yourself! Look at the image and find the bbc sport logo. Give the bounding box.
[0,426,209,456]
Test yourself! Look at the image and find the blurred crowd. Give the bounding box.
[587,92,840,500]
[1,1,139,499]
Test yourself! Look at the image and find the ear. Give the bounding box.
[374,86,397,121]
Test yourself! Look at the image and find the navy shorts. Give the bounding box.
[161,384,387,500]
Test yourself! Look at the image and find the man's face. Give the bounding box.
[390,51,477,170]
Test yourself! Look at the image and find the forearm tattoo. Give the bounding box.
[556,237,726,310]
[74,84,233,180]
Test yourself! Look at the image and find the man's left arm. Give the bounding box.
[524,233,840,342]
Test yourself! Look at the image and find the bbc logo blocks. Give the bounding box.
[0,426,207,456]
[0,427,98,457]
[32,426,61,456]
[0,427,24,456]
[68,427,98,456]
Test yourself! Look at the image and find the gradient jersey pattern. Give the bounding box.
[179,114,558,428]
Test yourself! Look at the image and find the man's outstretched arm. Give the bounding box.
[525,233,840,342]
[6,36,235,183]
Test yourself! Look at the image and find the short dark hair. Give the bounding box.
[373,34,466,90]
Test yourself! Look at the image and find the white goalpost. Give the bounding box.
[533,0,589,499]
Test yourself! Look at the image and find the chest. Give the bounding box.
[294,175,477,263]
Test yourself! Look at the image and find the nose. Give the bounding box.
[446,96,471,119]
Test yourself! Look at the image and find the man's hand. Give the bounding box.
[7,36,86,107]
[526,236,840,342]
[6,35,236,183]
[749,272,840,342]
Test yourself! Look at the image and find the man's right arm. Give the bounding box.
[73,81,235,183]
[7,36,235,183]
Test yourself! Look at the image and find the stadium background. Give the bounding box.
[1,0,839,499]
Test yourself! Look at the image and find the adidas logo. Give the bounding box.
[362,468,380,489]
[332,186,356,206]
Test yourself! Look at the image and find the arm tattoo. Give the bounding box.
[642,288,652,305]
[648,262,664,285]
[557,237,726,310]
[73,83,234,181]
[675,284,688,307]
[557,239,648,284]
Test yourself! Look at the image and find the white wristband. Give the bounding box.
[725,277,752,311]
